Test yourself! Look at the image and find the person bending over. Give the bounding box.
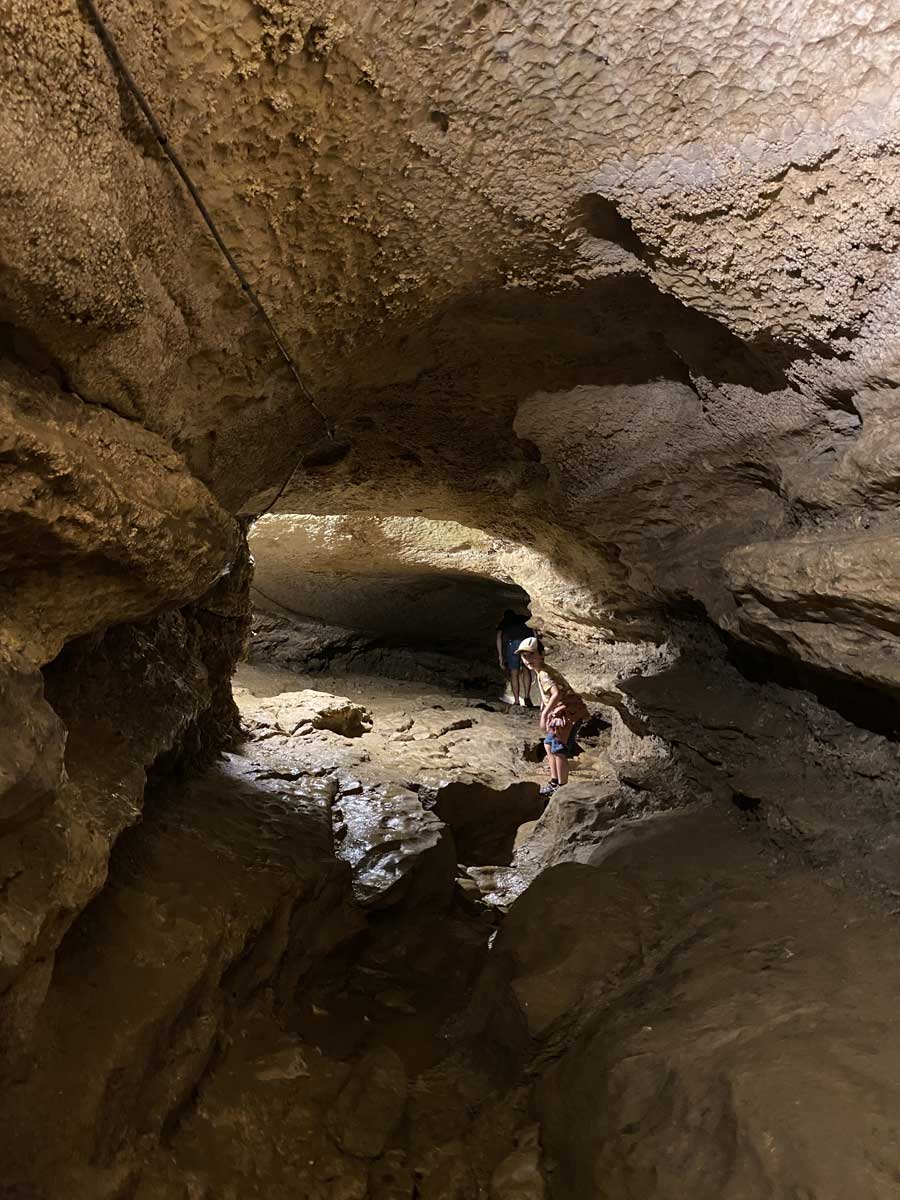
[495,609,535,708]
[517,637,589,796]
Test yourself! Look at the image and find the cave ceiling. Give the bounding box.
[3,0,900,670]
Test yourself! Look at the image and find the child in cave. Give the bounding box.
[517,637,589,797]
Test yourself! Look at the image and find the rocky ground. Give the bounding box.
[235,662,623,901]
[7,663,900,1198]
[235,661,610,789]
[149,672,900,1198]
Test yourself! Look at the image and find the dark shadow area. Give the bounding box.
[731,790,762,813]
[251,569,529,659]
[570,193,647,260]
[245,548,535,692]
[434,780,543,866]
[723,631,900,741]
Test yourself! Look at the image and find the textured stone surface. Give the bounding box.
[242,687,373,738]
[0,753,360,1198]
[250,514,530,657]
[333,780,456,909]
[724,531,900,688]
[0,360,237,666]
[6,0,900,689]
[528,810,900,1200]
[0,539,252,1076]
[8,0,896,649]
[247,511,609,671]
[0,649,65,831]
[326,1046,408,1158]
[9,0,900,1195]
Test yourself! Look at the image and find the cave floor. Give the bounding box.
[233,661,615,797]
[7,664,900,1198]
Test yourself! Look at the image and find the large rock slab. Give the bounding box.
[333,781,456,909]
[0,551,252,1075]
[724,531,900,690]
[241,688,373,739]
[326,1046,408,1158]
[528,809,900,1199]
[0,363,237,665]
[0,753,361,1199]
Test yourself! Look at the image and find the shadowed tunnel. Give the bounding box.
[247,513,534,671]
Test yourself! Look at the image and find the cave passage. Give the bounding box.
[10,0,900,1193]
[251,562,530,659]
[245,512,538,692]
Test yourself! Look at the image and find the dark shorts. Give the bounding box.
[545,721,582,757]
[504,640,525,670]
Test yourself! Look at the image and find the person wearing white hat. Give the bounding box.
[518,639,589,796]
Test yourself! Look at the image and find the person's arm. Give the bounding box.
[540,681,560,730]
[496,630,505,667]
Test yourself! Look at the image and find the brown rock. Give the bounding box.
[0,363,237,666]
[369,1149,416,1199]
[326,1047,408,1159]
[725,532,900,690]
[0,649,65,829]
[333,781,457,909]
[490,1126,546,1200]
[243,689,373,739]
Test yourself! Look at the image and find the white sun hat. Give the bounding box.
[517,636,540,654]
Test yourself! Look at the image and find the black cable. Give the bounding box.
[78,0,336,485]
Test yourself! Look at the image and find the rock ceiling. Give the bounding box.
[6,0,900,688]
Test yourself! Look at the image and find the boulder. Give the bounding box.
[725,531,900,690]
[327,1047,408,1159]
[333,782,456,909]
[241,689,373,739]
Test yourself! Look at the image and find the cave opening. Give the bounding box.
[242,511,537,695]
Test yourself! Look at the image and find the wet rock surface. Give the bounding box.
[333,781,456,909]
[5,654,900,1199]
[529,810,900,1200]
[0,751,360,1198]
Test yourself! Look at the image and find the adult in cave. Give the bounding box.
[496,609,535,708]
[517,637,590,797]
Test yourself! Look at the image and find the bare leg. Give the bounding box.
[521,669,533,704]
[509,670,520,705]
[547,751,559,784]
[554,753,569,787]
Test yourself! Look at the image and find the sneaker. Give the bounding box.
[539,781,559,798]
